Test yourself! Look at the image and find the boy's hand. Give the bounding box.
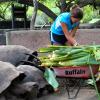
[73,42,79,46]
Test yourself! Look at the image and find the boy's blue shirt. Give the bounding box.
[50,12,79,35]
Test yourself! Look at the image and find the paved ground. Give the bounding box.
[34,78,99,100]
[35,87,98,100]
[36,89,99,100]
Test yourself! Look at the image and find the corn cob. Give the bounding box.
[39,45,100,67]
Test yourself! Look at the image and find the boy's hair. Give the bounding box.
[70,4,83,20]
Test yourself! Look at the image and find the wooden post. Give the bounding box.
[30,0,38,30]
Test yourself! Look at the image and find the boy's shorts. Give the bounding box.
[50,32,68,45]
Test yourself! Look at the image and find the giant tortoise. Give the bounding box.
[0,61,38,100]
[17,65,54,97]
[0,45,32,66]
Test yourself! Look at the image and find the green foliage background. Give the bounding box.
[82,5,100,23]
[0,1,99,24]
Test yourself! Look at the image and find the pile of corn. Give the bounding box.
[38,45,100,67]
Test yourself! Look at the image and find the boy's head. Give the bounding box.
[70,5,83,22]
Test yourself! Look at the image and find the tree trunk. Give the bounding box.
[30,0,38,30]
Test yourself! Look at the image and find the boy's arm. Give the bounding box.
[61,22,78,46]
[70,26,79,37]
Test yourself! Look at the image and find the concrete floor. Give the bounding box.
[35,88,98,100]
[34,78,99,100]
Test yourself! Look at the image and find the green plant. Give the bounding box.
[82,5,100,23]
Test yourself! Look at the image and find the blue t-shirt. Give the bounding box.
[50,12,79,35]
